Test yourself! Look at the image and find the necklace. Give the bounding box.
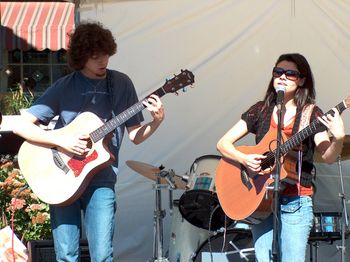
[81,73,106,104]
[86,78,104,90]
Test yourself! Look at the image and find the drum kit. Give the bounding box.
[127,155,255,262]
[126,136,350,262]
[309,135,350,262]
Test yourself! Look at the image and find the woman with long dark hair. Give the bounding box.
[217,53,345,261]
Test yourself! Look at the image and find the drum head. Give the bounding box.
[193,229,255,261]
[179,190,233,231]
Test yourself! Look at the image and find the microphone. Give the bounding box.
[275,85,286,110]
[174,173,189,183]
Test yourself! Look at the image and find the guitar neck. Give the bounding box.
[280,100,348,155]
[87,69,195,143]
[89,88,166,143]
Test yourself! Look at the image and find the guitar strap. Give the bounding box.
[297,104,315,189]
[106,70,128,157]
[298,104,315,131]
[106,69,116,118]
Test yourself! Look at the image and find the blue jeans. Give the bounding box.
[251,196,313,262]
[50,185,117,262]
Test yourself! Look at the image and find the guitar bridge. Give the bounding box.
[51,148,69,174]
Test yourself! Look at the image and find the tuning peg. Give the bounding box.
[182,87,187,92]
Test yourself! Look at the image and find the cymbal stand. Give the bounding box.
[150,173,172,262]
[226,241,255,261]
[160,169,176,216]
[335,156,349,262]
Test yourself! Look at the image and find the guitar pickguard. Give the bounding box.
[67,150,98,177]
[240,164,252,190]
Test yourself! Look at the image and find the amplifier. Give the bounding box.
[27,239,90,262]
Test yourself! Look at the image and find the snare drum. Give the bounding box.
[179,155,233,231]
[168,200,211,262]
[192,229,255,261]
[309,212,342,242]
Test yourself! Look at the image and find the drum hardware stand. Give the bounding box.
[226,241,255,262]
[149,170,177,262]
[335,156,349,262]
[307,155,349,262]
[160,169,176,216]
[308,241,319,262]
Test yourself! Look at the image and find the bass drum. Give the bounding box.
[168,200,211,262]
[179,155,233,231]
[192,229,255,262]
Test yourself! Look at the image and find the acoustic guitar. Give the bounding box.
[215,96,350,224]
[18,70,194,206]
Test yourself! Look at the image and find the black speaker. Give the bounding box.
[27,239,90,262]
[0,131,24,154]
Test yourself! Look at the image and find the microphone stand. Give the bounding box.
[272,103,283,262]
[335,156,349,262]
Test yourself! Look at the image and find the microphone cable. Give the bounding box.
[208,199,222,262]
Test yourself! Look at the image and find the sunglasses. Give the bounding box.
[272,67,301,81]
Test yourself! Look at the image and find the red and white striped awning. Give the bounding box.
[0,2,75,51]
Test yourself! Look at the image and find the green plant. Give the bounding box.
[0,155,51,241]
[0,82,34,115]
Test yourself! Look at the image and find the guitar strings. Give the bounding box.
[260,106,325,170]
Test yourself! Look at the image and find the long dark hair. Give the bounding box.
[263,53,315,111]
[67,21,117,70]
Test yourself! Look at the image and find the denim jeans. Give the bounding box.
[251,196,313,262]
[50,185,117,262]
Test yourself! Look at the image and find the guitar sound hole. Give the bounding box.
[86,138,93,150]
[261,152,275,171]
[73,138,93,159]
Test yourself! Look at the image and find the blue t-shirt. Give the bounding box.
[27,70,144,185]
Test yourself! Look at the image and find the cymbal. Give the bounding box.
[126,160,186,189]
[314,135,350,162]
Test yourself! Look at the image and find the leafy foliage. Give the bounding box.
[0,82,34,115]
[0,155,51,241]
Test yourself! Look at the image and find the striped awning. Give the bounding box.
[0,2,75,51]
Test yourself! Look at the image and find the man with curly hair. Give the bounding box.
[14,22,165,261]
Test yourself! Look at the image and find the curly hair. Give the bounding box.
[67,21,117,70]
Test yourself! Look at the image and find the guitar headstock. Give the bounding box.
[336,95,350,115]
[162,69,195,94]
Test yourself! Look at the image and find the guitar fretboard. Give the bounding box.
[87,69,194,143]
[261,99,347,168]
[89,88,166,143]
[280,100,346,155]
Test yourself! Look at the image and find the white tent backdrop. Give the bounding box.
[78,0,350,261]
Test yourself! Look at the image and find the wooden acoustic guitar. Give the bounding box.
[215,96,350,224]
[18,70,194,206]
